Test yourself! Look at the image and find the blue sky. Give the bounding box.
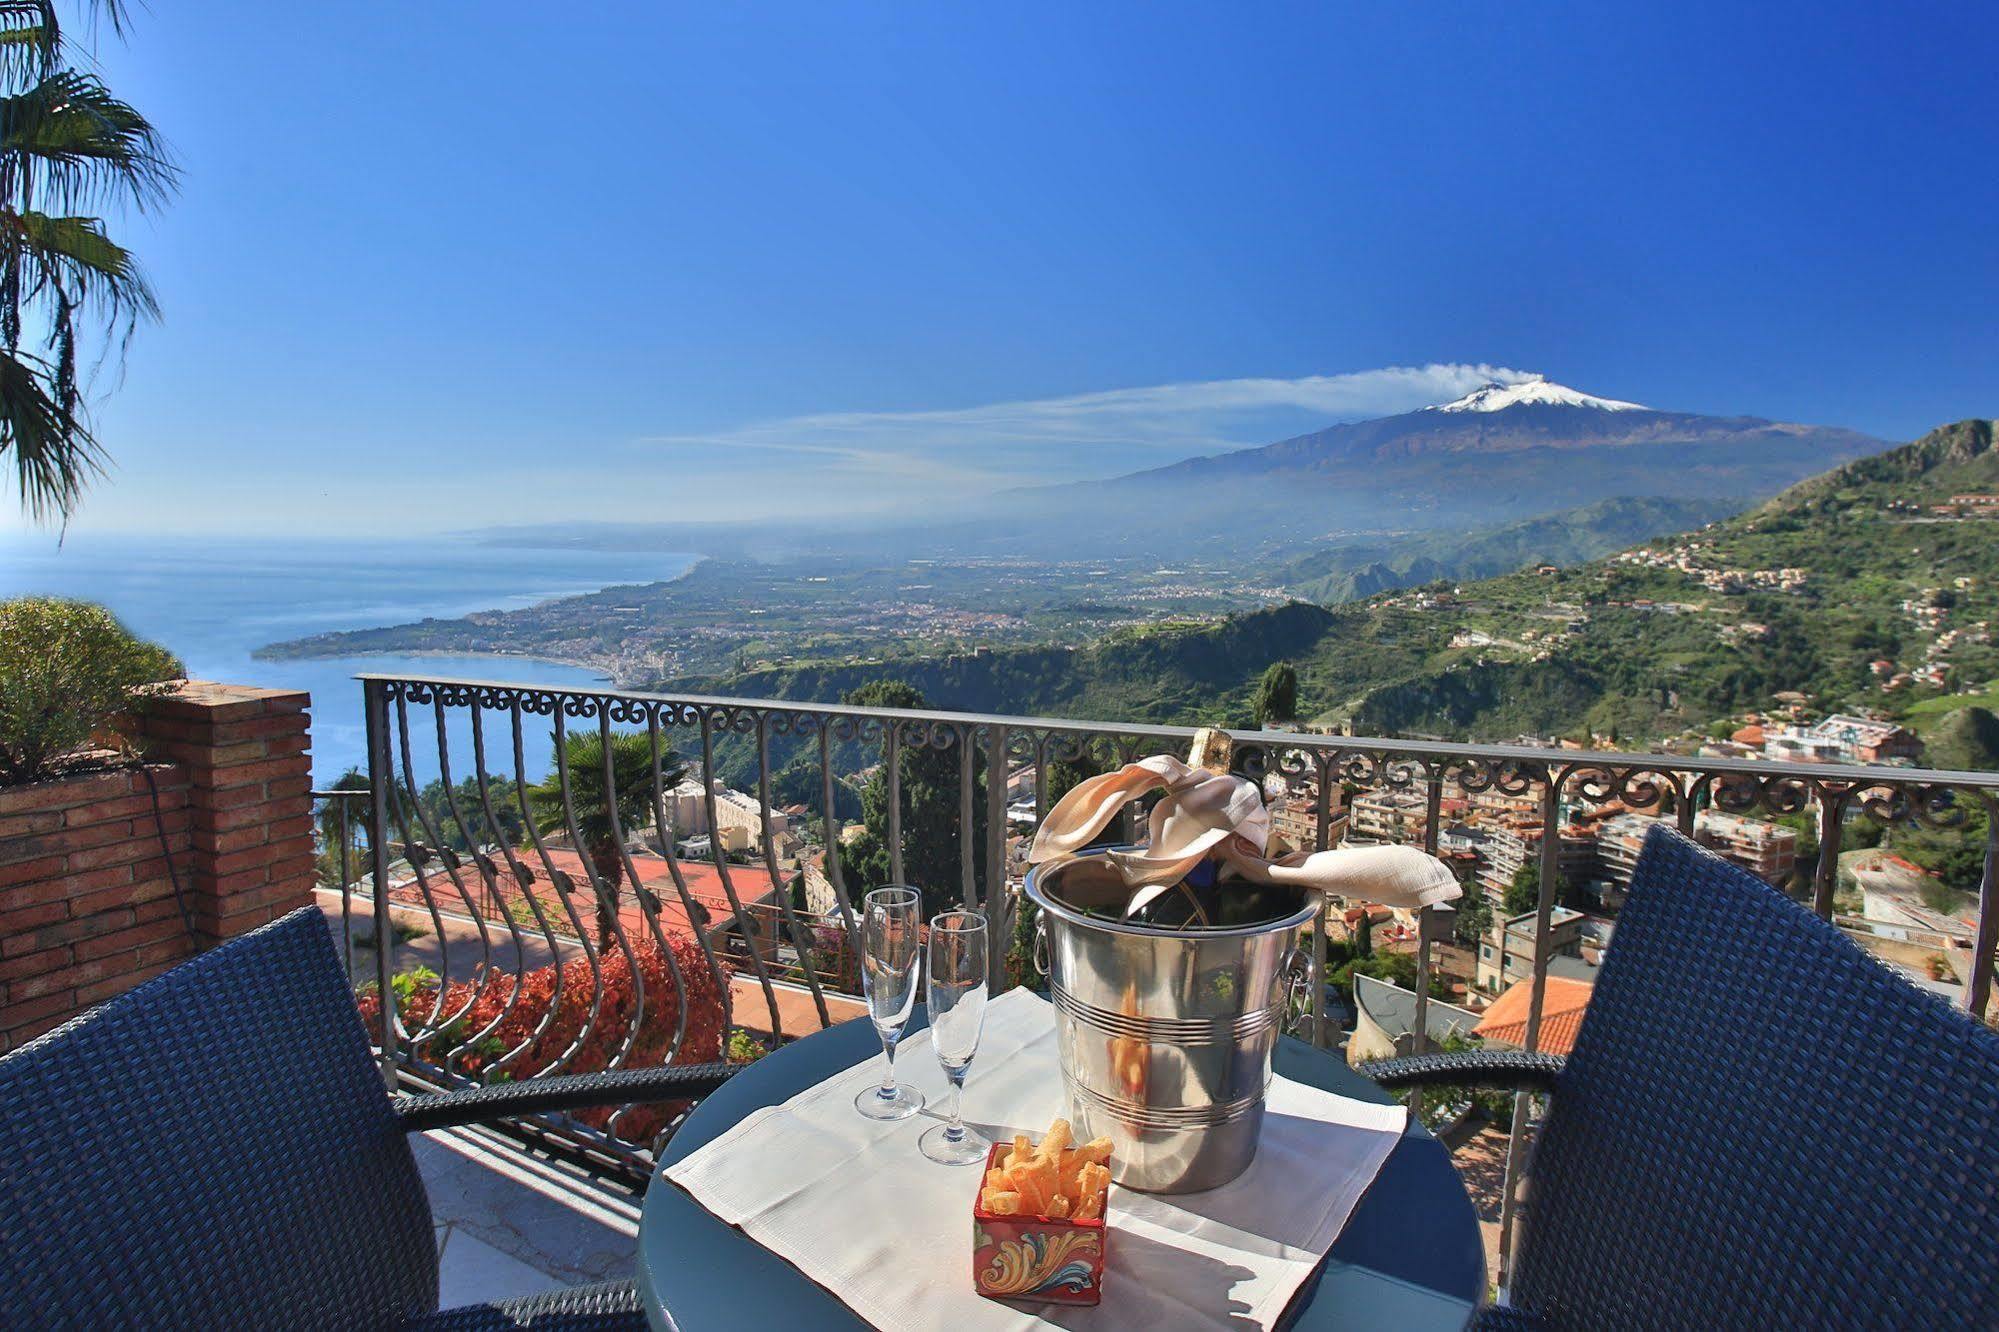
[20,1,1999,534]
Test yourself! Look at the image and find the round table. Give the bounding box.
[639,1010,1485,1329]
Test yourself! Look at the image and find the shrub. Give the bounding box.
[357,934,729,1145]
[0,597,182,785]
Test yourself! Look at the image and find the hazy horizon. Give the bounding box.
[9,2,1997,539]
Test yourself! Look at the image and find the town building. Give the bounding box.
[1694,809,1797,885]
[1346,787,1431,846]
[1473,818,1596,902]
[1763,714,1923,766]
[1476,905,1589,994]
[1269,778,1347,852]
[1346,975,1481,1065]
[663,776,790,855]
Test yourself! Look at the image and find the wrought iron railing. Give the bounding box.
[315,672,1999,1280]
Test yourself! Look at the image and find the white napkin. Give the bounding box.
[663,989,1407,1330]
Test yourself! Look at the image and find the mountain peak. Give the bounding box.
[1429,377,1648,414]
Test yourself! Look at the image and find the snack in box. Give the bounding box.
[972,1118,1111,1305]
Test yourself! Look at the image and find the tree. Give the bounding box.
[838,680,989,910]
[1504,860,1540,918]
[315,766,372,888]
[526,730,683,949]
[1253,661,1299,728]
[1453,890,1493,945]
[1,3,175,521]
[1353,909,1374,956]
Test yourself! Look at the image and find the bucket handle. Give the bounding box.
[1281,945,1314,1018]
[1033,911,1050,980]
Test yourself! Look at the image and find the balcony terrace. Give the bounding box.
[5,670,1997,1326]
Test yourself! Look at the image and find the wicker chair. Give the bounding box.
[0,906,735,1329]
[1366,826,1999,1330]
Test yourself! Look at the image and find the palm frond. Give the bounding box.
[2,209,157,323]
[0,4,59,82]
[0,342,99,520]
[0,69,175,214]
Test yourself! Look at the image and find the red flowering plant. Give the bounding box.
[358,934,730,1145]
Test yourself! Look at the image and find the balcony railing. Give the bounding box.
[316,671,1999,1282]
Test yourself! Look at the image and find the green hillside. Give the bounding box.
[1267,496,1741,604]
[697,421,1999,759]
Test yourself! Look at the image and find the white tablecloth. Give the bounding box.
[663,989,1406,1330]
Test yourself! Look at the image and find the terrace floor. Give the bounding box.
[418,1124,640,1306]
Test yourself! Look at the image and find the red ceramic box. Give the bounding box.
[971,1143,1108,1306]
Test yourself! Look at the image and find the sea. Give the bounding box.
[0,532,698,787]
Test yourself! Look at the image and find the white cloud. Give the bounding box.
[637,363,1535,509]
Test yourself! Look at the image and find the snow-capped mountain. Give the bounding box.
[1429,377,1646,413]
[1043,377,1886,541]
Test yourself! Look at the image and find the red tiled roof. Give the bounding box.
[453,847,783,941]
[1473,976,1593,1056]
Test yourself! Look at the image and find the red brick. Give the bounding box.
[76,960,176,1006]
[60,792,172,829]
[194,800,285,834]
[194,782,272,812]
[0,854,68,887]
[4,910,133,958]
[0,818,144,866]
[208,877,311,918]
[137,716,214,746]
[0,770,132,815]
[196,739,277,766]
[262,735,312,760]
[2,990,78,1036]
[132,896,189,926]
[209,864,276,896]
[0,899,70,941]
[9,954,127,1001]
[192,823,267,856]
[213,834,312,878]
[266,776,313,802]
[134,937,196,969]
[74,917,188,963]
[0,810,63,838]
[3,1011,74,1050]
[0,872,94,911]
[0,946,71,985]
[204,713,309,745]
[195,755,310,791]
[66,874,180,919]
[65,837,158,874]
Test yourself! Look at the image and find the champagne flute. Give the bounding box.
[919,909,991,1165]
[854,886,926,1120]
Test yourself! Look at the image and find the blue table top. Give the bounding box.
[639,1009,1484,1330]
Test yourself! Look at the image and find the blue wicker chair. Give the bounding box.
[1367,825,1999,1330]
[0,906,734,1329]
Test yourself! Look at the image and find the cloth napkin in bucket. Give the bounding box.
[663,989,1407,1330]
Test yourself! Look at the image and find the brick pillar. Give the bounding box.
[141,682,315,943]
[0,681,315,1051]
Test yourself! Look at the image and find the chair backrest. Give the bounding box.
[0,907,438,1329]
[1512,826,1999,1329]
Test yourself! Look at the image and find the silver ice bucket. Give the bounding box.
[1025,847,1318,1194]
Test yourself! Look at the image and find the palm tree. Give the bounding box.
[0,2,174,522]
[526,730,683,949]
[316,767,373,888]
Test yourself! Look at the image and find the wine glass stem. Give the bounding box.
[878,1029,900,1096]
[945,1069,966,1141]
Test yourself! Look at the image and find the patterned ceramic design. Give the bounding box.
[970,1145,1107,1306]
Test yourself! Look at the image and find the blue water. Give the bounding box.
[0,532,697,785]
